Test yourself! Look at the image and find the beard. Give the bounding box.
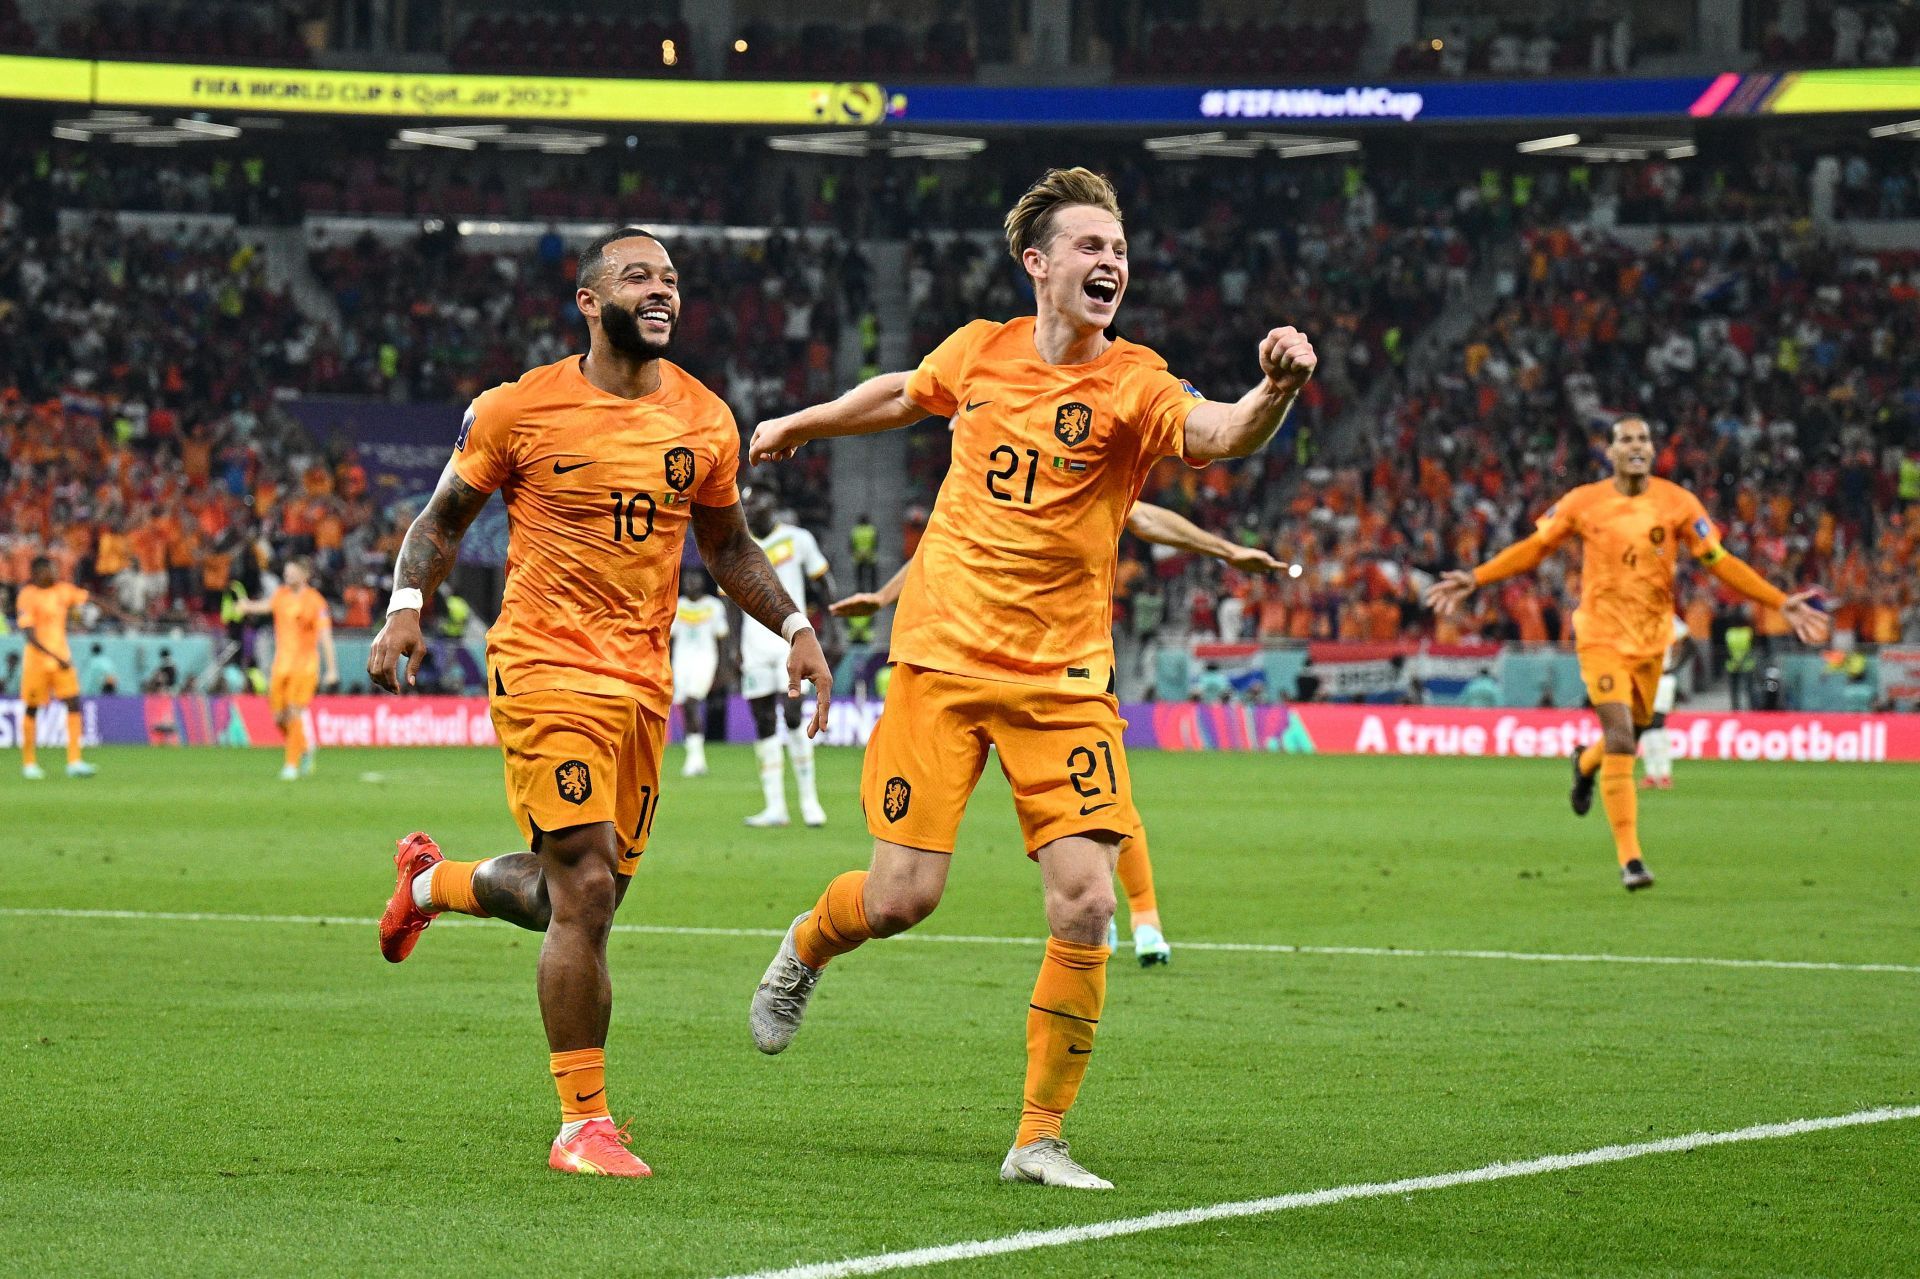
[600,298,674,359]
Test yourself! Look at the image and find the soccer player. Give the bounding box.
[368,227,833,1179]
[670,568,728,777]
[737,487,835,827]
[15,556,96,779]
[831,498,1294,966]
[1425,416,1828,890]
[1639,614,1696,790]
[744,167,1315,1189]
[236,559,338,780]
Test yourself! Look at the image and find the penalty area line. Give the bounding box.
[717,1105,1920,1279]
[1,907,1916,975]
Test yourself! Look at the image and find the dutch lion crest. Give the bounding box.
[882,775,912,822]
[555,759,593,805]
[664,447,697,493]
[1054,403,1093,448]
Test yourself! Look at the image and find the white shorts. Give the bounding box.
[741,657,786,701]
[1653,674,1678,716]
[674,655,717,703]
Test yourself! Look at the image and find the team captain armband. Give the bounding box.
[1698,544,1727,565]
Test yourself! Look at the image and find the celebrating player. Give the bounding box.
[368,227,834,1179]
[737,487,835,827]
[831,498,1294,967]
[670,568,728,778]
[15,556,96,779]
[744,167,1314,1189]
[1425,416,1828,890]
[1639,615,1697,790]
[236,559,338,780]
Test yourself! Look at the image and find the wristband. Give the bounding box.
[387,588,424,616]
[780,612,812,642]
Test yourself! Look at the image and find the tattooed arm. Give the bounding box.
[693,499,835,737]
[367,462,492,691]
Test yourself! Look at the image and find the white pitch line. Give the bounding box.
[718,1105,1920,1279]
[1,907,1916,976]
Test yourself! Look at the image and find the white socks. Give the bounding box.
[788,730,819,809]
[754,736,787,816]
[1642,728,1672,781]
[557,1116,607,1143]
[685,730,706,769]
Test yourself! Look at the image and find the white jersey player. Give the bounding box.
[671,573,729,777]
[1639,615,1695,789]
[739,489,833,827]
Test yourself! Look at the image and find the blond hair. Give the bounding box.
[1003,167,1122,265]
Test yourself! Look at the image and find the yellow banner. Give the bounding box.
[1766,68,1920,114]
[0,54,93,104]
[88,61,886,125]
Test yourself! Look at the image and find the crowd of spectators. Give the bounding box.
[1114,19,1366,79]
[1155,226,1920,658]
[55,0,311,62]
[1756,3,1917,68]
[0,206,863,634]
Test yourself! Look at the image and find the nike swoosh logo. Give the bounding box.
[1078,802,1116,816]
[965,399,993,412]
[574,1087,605,1102]
[1067,1046,1092,1055]
[553,459,594,474]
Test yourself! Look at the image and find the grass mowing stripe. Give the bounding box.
[5,906,1917,975]
[720,1106,1920,1279]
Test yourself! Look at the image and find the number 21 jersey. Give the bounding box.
[897,316,1203,692]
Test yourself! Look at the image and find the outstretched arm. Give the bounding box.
[1181,326,1318,462]
[319,619,340,688]
[693,500,835,736]
[1128,501,1292,573]
[831,560,911,617]
[748,372,926,464]
[366,463,491,691]
[1703,551,1830,645]
[1424,534,1553,616]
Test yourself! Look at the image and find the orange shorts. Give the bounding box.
[1577,647,1663,726]
[488,688,665,875]
[21,658,80,708]
[861,664,1140,857]
[269,666,318,717]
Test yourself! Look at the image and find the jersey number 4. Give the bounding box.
[610,491,656,543]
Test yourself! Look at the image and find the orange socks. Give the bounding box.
[428,859,490,917]
[1115,831,1157,919]
[1017,936,1110,1147]
[551,1048,608,1122]
[1578,740,1604,776]
[21,710,36,769]
[284,716,306,769]
[1599,754,1642,866]
[66,710,83,765]
[794,870,872,970]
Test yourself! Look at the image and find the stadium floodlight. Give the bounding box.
[1867,119,1920,138]
[1516,133,1580,154]
[765,130,984,159]
[1520,133,1694,162]
[1144,131,1358,160]
[173,118,242,139]
[396,128,479,150]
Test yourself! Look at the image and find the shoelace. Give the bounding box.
[763,961,818,1018]
[580,1118,635,1152]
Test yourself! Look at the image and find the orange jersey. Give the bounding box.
[15,582,89,666]
[896,317,1202,690]
[452,354,739,715]
[1533,477,1722,660]
[270,584,330,674]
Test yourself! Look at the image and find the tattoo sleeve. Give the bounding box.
[692,500,802,634]
[393,462,493,596]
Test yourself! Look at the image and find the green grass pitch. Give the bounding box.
[3,744,1916,1277]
